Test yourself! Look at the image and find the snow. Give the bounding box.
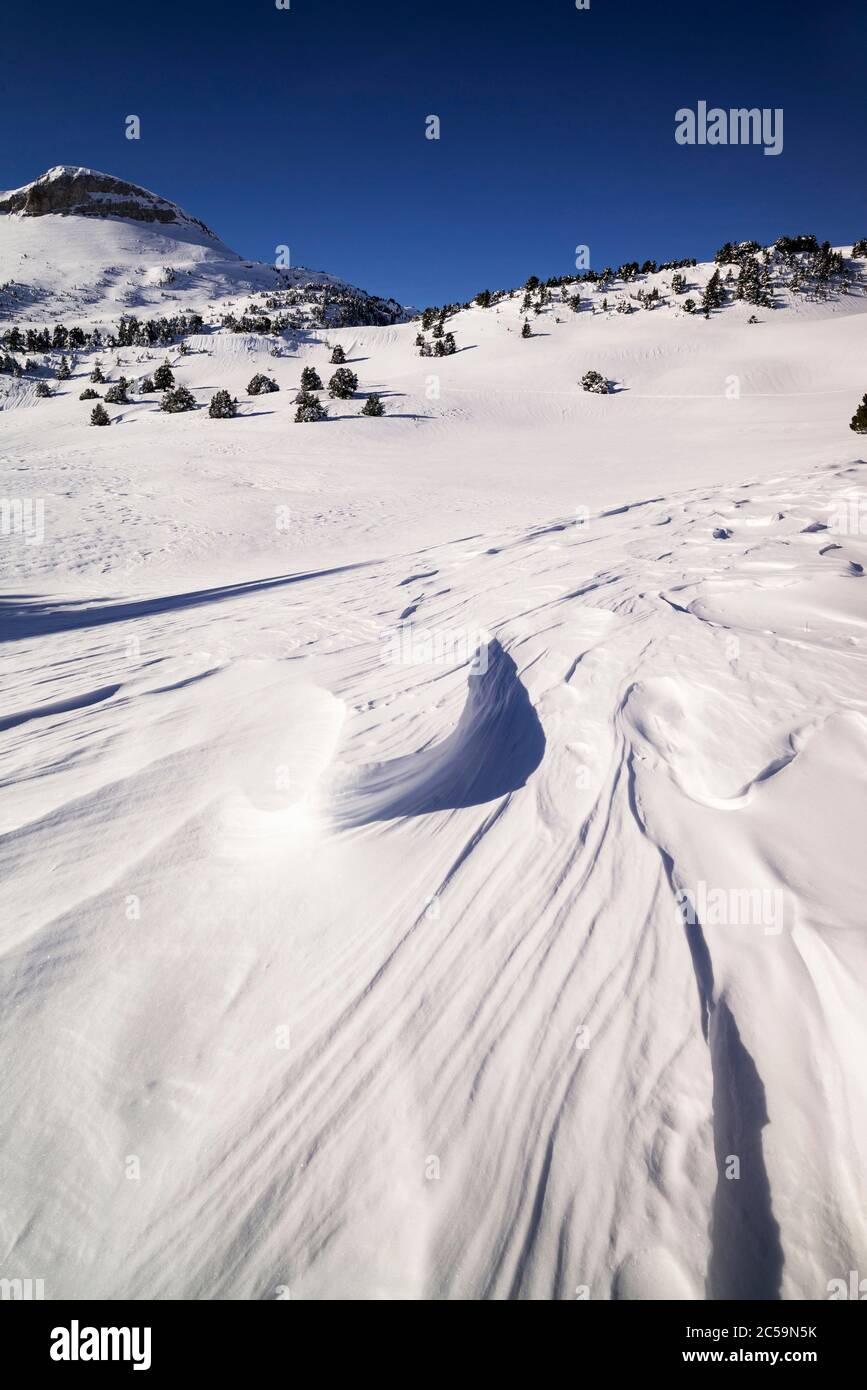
[1,194,866,1300]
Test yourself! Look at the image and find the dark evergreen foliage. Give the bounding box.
[159,385,196,413]
[300,366,323,392]
[850,393,867,434]
[209,390,238,418]
[581,370,609,394]
[153,362,175,390]
[247,373,279,395]
[327,367,358,398]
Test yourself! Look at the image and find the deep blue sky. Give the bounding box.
[3,0,865,305]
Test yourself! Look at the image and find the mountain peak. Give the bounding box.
[0,166,217,238]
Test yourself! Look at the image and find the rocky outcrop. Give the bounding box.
[0,166,216,237]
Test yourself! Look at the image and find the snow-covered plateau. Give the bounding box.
[1,168,865,1300]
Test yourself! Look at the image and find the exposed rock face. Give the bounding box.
[0,166,216,237]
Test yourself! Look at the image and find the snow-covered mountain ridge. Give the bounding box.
[0,165,217,235]
[0,166,410,328]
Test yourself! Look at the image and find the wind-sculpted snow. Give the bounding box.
[1,458,865,1299]
[328,640,546,825]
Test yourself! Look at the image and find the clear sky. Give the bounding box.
[3,0,865,305]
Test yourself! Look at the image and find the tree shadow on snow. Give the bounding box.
[0,561,373,643]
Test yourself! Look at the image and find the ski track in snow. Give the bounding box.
[2,460,866,1299]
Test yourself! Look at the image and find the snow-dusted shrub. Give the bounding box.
[160,385,196,413]
[361,393,384,417]
[328,367,358,399]
[90,403,110,425]
[35,381,52,397]
[581,370,609,394]
[79,388,99,400]
[247,373,279,395]
[850,393,867,434]
[209,390,238,419]
[294,390,328,422]
[330,344,346,364]
[300,366,323,392]
[104,379,129,404]
[153,362,174,390]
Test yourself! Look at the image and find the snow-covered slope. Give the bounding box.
[0,166,402,325]
[1,178,866,1300]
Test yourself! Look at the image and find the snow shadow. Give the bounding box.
[706,999,784,1300]
[0,562,372,642]
[330,639,545,825]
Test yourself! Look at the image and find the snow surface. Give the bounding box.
[0,200,352,326]
[1,202,866,1300]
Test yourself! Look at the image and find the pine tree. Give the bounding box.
[154,362,175,390]
[329,344,346,364]
[522,320,532,338]
[328,367,358,398]
[735,254,772,307]
[104,378,129,405]
[581,370,609,394]
[671,272,687,295]
[140,377,155,393]
[294,390,329,422]
[79,388,100,400]
[850,393,867,434]
[90,364,105,384]
[247,373,279,395]
[90,403,110,426]
[160,385,196,413]
[361,393,384,416]
[701,270,725,316]
[35,381,52,397]
[57,355,71,380]
[300,366,323,391]
[209,390,238,418]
